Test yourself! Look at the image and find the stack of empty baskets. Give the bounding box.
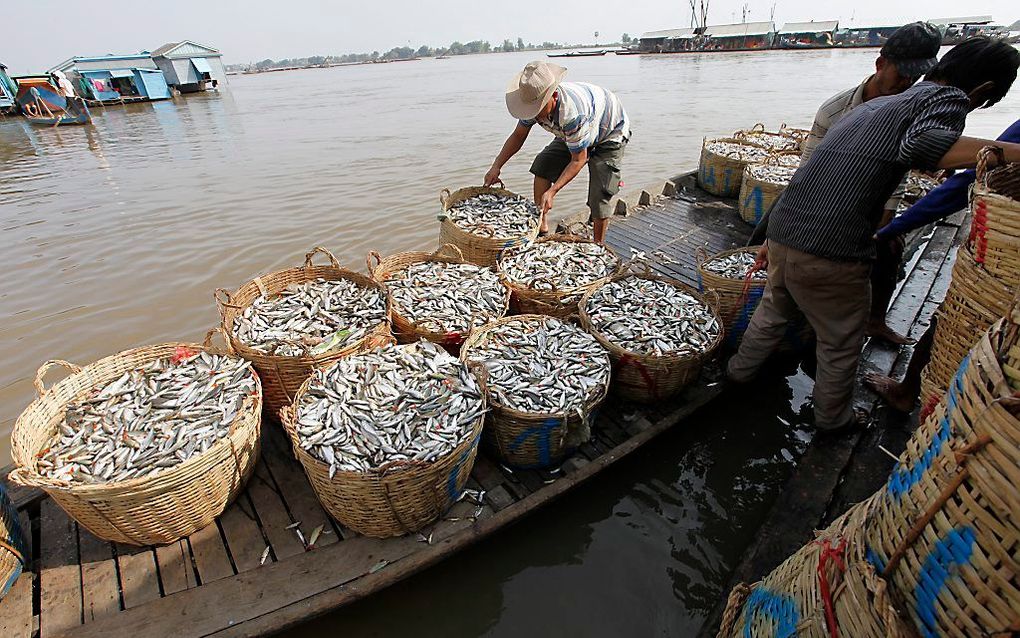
[921,149,1020,403]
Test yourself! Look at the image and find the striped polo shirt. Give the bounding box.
[520,82,630,153]
[768,82,969,262]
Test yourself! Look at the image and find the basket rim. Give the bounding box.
[496,234,624,297]
[696,246,769,286]
[10,341,263,496]
[218,261,391,363]
[282,344,486,478]
[439,185,541,242]
[459,313,612,420]
[578,271,724,364]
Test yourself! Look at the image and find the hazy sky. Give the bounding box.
[5,1,1018,73]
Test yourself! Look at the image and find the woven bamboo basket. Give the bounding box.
[0,485,27,601]
[579,268,723,403]
[460,315,611,469]
[216,246,392,421]
[280,359,485,538]
[438,186,541,267]
[778,123,810,145]
[697,137,770,198]
[967,147,1020,282]
[718,496,912,638]
[497,234,623,319]
[864,304,1020,638]
[920,245,1016,401]
[695,247,767,348]
[737,153,800,225]
[367,243,509,352]
[8,334,262,545]
[733,123,803,154]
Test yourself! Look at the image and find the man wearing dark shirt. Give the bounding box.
[728,38,1020,434]
[865,118,1020,412]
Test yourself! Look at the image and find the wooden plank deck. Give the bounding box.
[1,174,755,637]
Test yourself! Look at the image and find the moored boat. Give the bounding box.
[547,49,607,58]
[16,79,91,126]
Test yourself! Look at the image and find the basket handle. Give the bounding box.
[366,250,383,278]
[473,223,497,238]
[703,289,722,314]
[750,122,765,133]
[202,326,235,355]
[975,146,1006,184]
[365,333,397,349]
[304,246,341,269]
[6,466,50,488]
[267,339,314,359]
[213,287,242,314]
[439,188,452,207]
[34,359,81,397]
[431,243,465,262]
[620,258,654,278]
[695,246,709,266]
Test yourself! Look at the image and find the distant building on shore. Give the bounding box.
[776,21,839,48]
[49,54,172,103]
[151,41,227,93]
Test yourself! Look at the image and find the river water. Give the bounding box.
[2,47,1017,635]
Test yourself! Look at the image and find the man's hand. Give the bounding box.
[540,190,555,215]
[483,167,502,187]
[750,242,769,274]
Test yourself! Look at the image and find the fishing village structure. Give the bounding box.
[0,63,16,111]
[151,41,227,93]
[50,54,171,103]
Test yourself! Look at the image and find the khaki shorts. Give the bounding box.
[530,139,627,220]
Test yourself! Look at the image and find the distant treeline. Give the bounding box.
[227,34,633,71]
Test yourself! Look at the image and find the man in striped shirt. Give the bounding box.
[728,37,1020,435]
[485,61,630,244]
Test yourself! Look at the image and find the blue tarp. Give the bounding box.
[135,70,170,100]
[190,57,213,77]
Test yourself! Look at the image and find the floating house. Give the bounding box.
[703,22,775,50]
[776,20,839,48]
[928,16,1007,43]
[0,63,16,110]
[151,41,227,93]
[637,28,699,53]
[50,54,171,103]
[833,25,902,47]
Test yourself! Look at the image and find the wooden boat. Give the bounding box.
[16,81,91,126]
[547,49,607,58]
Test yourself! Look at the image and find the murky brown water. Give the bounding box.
[2,46,1017,636]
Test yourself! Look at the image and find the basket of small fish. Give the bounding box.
[460,315,611,469]
[733,123,803,153]
[777,122,810,144]
[696,247,767,348]
[737,152,800,225]
[697,137,771,198]
[367,243,509,352]
[8,333,262,545]
[497,234,622,319]
[580,266,722,402]
[0,484,27,601]
[281,341,486,538]
[217,246,391,420]
[438,186,542,267]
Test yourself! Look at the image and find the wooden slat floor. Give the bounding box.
[1,178,753,638]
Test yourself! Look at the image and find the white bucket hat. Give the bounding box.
[505,61,567,119]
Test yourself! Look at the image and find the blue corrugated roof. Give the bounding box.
[73,54,152,63]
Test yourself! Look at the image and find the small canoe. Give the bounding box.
[20,87,92,126]
[25,105,91,126]
[547,50,607,58]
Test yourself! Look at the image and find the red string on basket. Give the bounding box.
[171,346,197,364]
[969,199,988,264]
[442,331,463,346]
[618,354,658,399]
[814,537,848,638]
[920,392,941,423]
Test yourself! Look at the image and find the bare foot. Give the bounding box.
[864,372,916,412]
[866,320,915,346]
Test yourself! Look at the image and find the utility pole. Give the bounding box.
[742,3,750,23]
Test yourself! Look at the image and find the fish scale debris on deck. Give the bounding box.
[232,278,387,356]
[500,241,619,291]
[444,193,541,237]
[383,261,506,333]
[36,352,257,485]
[584,278,721,357]
[464,317,611,415]
[701,251,767,281]
[295,341,485,476]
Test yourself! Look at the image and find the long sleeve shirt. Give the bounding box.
[876,119,1020,238]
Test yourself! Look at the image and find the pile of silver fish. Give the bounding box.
[232,278,387,356]
[501,241,619,292]
[585,278,720,356]
[903,171,940,202]
[746,162,799,185]
[294,342,485,475]
[704,141,771,163]
[737,131,801,152]
[444,193,541,238]
[464,318,610,414]
[36,352,257,484]
[384,261,507,333]
[702,251,767,281]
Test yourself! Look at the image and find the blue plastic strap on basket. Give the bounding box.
[445,433,481,501]
[0,484,27,600]
[508,417,561,468]
[914,526,975,638]
[885,354,969,499]
[727,286,764,346]
[742,586,798,638]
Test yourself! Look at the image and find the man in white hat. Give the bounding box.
[484,61,630,244]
